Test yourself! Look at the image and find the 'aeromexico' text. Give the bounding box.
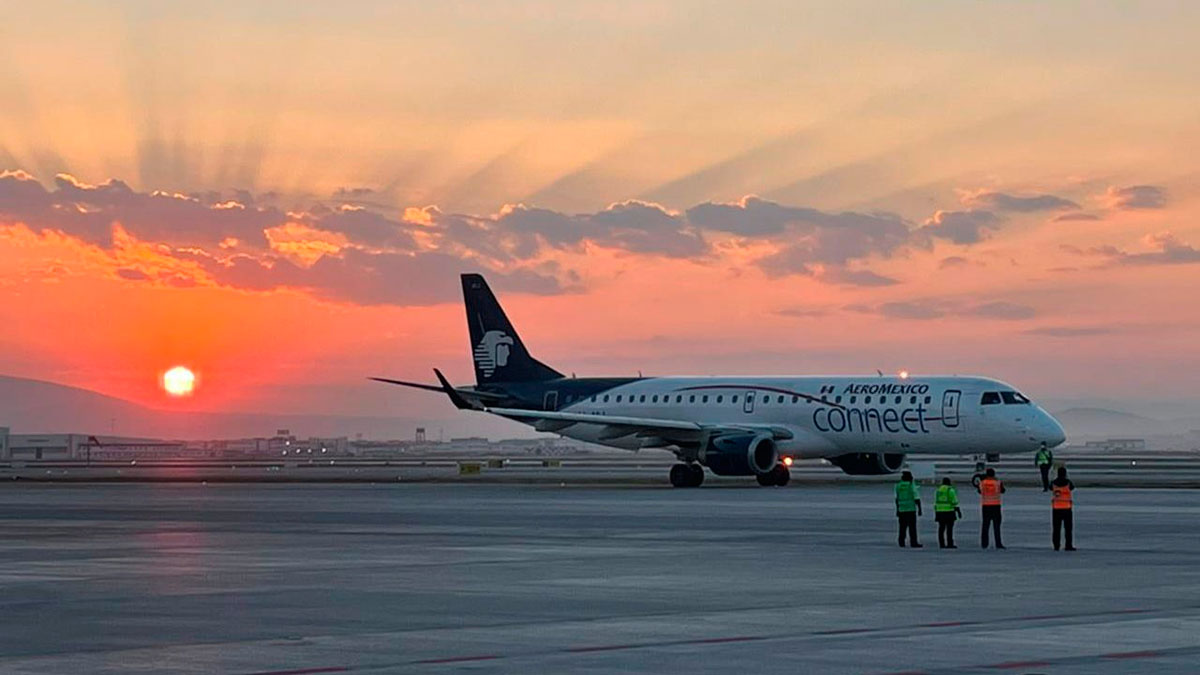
[814,383,950,434]
[842,383,930,395]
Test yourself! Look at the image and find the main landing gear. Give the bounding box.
[756,463,791,487]
[669,463,705,488]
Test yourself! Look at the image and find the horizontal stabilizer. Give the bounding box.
[370,377,505,399]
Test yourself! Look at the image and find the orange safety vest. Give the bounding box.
[980,478,1002,506]
[1052,484,1073,510]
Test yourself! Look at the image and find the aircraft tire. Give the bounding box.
[669,464,690,488]
[756,464,790,487]
[774,465,790,487]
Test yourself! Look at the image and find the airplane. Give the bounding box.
[374,273,1067,487]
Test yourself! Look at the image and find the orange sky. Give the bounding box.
[2,2,1199,430]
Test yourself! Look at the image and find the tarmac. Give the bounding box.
[1,482,1199,673]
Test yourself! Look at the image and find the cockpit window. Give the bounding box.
[981,391,1002,405]
[1001,391,1031,405]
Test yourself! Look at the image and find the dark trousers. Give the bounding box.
[1053,509,1074,550]
[981,505,1003,548]
[897,511,919,546]
[1039,464,1051,491]
[936,512,957,548]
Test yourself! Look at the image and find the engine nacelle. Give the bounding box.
[828,452,906,475]
[699,434,778,476]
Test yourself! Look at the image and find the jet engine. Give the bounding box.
[698,433,778,476]
[828,452,905,475]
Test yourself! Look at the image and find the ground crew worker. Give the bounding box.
[894,470,923,548]
[934,477,963,549]
[1051,467,1077,551]
[977,468,1006,549]
[1035,442,1054,491]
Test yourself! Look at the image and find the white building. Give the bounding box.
[0,430,184,460]
[1,432,89,460]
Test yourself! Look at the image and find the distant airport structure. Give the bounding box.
[0,426,590,461]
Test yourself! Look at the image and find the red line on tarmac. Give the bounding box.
[243,662,350,667]
[1102,650,1162,660]
[688,636,765,645]
[411,655,500,664]
[986,661,1051,669]
[566,643,645,653]
[1012,613,1072,621]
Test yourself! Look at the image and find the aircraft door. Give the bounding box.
[743,390,756,414]
[941,390,961,428]
[544,391,559,411]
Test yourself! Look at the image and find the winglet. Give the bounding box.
[434,368,479,410]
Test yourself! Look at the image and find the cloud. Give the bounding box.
[938,255,971,268]
[183,248,570,306]
[878,300,946,320]
[0,170,575,305]
[1102,185,1166,210]
[1,171,280,248]
[1,169,1052,305]
[775,307,830,318]
[115,267,150,281]
[858,298,1036,321]
[963,190,1078,212]
[1053,212,1101,222]
[1121,232,1200,265]
[1085,231,1200,267]
[1024,326,1111,337]
[495,200,708,259]
[333,187,375,199]
[687,196,911,240]
[819,267,899,287]
[963,301,1037,320]
[919,210,1001,245]
[690,197,914,279]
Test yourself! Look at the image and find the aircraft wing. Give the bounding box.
[486,406,794,444]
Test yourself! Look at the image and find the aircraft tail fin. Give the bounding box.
[461,273,562,385]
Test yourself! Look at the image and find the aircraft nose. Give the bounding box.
[1042,411,1066,447]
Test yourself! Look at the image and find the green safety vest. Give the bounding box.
[934,484,959,512]
[1035,449,1051,466]
[895,480,920,512]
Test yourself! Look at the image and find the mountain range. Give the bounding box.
[0,375,521,440]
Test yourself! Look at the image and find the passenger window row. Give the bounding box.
[579,392,934,406]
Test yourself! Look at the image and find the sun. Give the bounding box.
[162,366,196,397]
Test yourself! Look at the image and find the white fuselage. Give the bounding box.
[550,375,1065,459]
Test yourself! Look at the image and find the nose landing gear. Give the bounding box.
[970,453,1001,488]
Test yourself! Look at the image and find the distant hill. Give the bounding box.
[0,374,524,440]
[1053,407,1174,438]
[0,375,152,434]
